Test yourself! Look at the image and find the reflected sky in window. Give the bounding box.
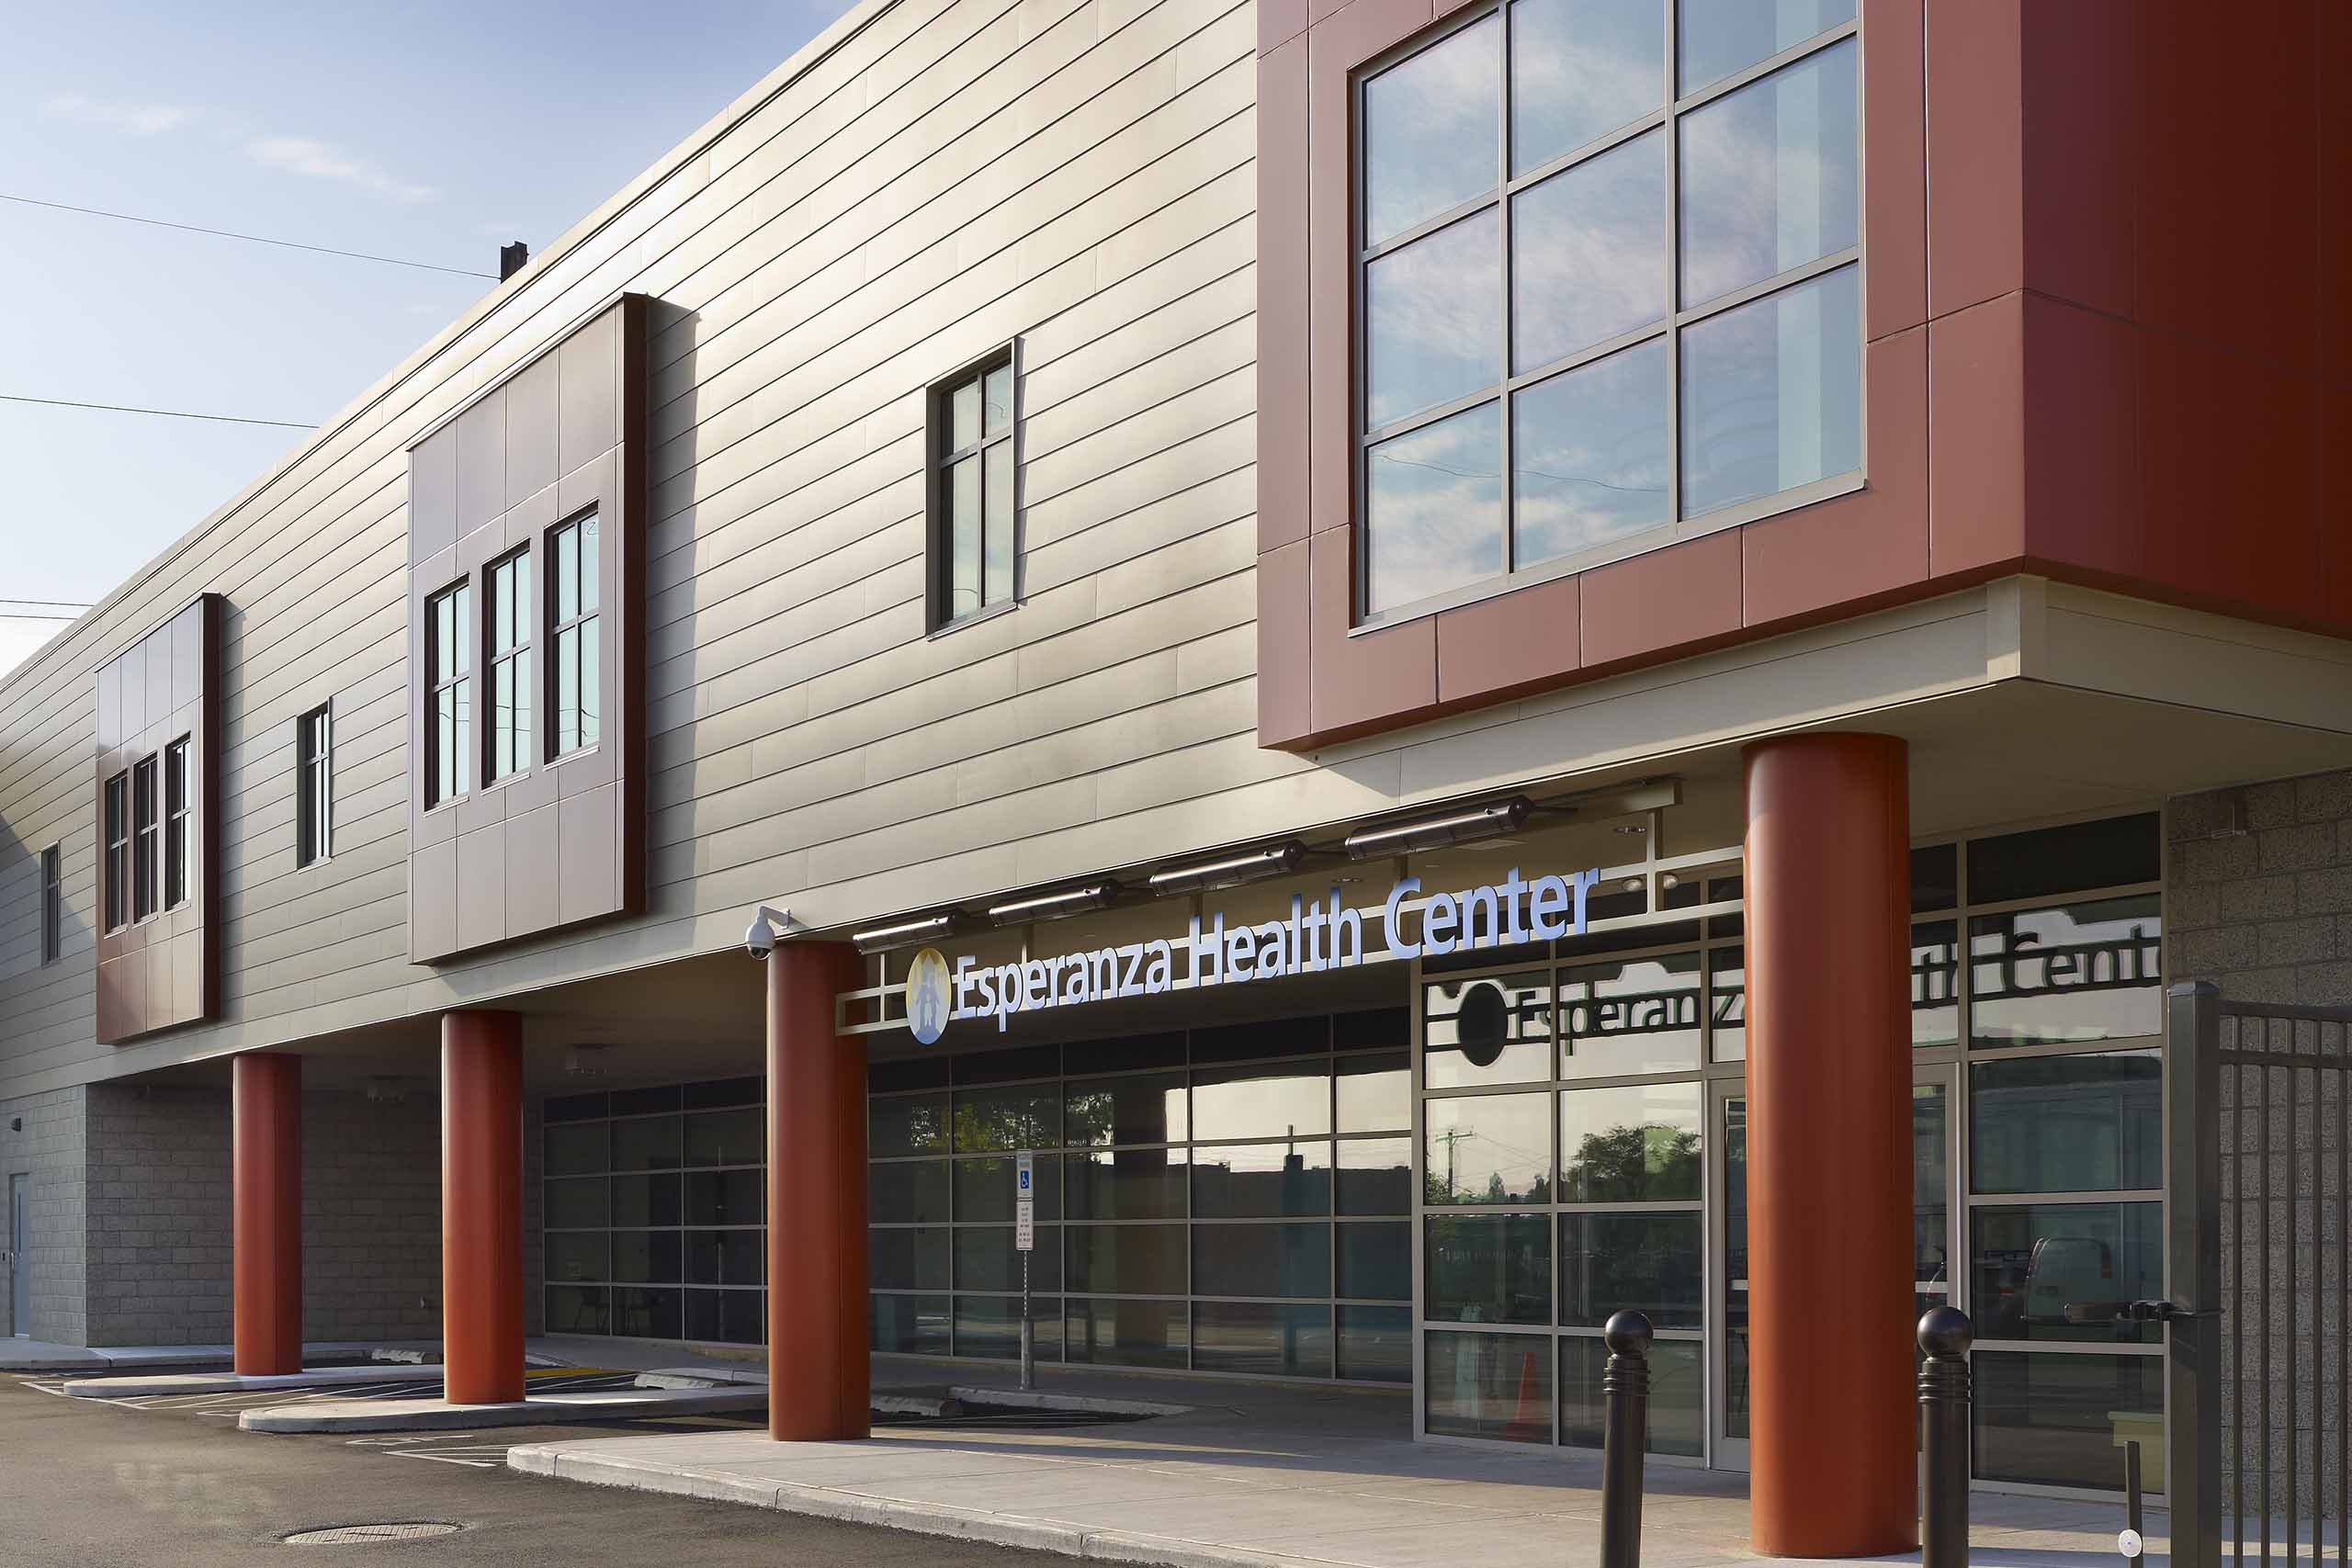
[1365,400,1502,615]
[1363,13,1499,246]
[1512,340,1668,566]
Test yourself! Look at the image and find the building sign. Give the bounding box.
[932,868,1602,1035]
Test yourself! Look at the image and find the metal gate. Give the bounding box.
[2168,982,2352,1567]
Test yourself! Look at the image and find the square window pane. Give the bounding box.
[1557,1212,1702,1328]
[1971,1051,2163,1195]
[616,1286,681,1339]
[1427,1213,1551,1325]
[870,1227,950,1291]
[546,1284,609,1335]
[983,363,1013,438]
[685,1109,762,1168]
[545,1176,608,1230]
[1193,1142,1331,1218]
[1066,1148,1186,1220]
[952,378,982,451]
[1560,1336,1702,1454]
[611,1174,680,1229]
[1973,1349,2162,1491]
[1337,1052,1410,1132]
[1678,0,1852,95]
[1365,400,1503,615]
[955,1294,1060,1361]
[1066,1074,1186,1145]
[867,1159,948,1224]
[1560,951,1703,1077]
[684,1169,761,1226]
[956,1153,1063,1223]
[1193,1303,1331,1377]
[872,1293,950,1355]
[1337,1220,1410,1300]
[1679,264,1860,517]
[952,1085,1059,1152]
[1366,211,1501,431]
[1425,1330,1552,1441]
[684,1230,763,1287]
[684,1288,763,1346]
[1065,1223,1186,1294]
[1679,39,1857,307]
[948,455,982,619]
[1511,129,1666,371]
[1064,1297,1186,1369]
[870,1094,948,1156]
[1363,13,1499,246]
[612,1115,682,1171]
[544,1122,610,1178]
[612,1230,681,1285]
[1338,1304,1413,1382]
[545,1232,607,1285]
[1970,897,2164,1048]
[983,439,1015,607]
[1193,1060,1331,1141]
[1193,1222,1331,1298]
[1560,1080,1702,1201]
[1971,1201,2162,1345]
[1512,340,1669,567]
[1424,972,1553,1088]
[1336,1137,1412,1216]
[1510,0,1663,173]
[1425,1091,1551,1205]
[1913,920,1961,1047]
[955,1225,1062,1293]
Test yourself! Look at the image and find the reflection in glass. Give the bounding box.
[1337,1137,1413,1215]
[1427,1213,1551,1324]
[1557,1213,1702,1327]
[615,1287,681,1340]
[1366,211,1502,431]
[1193,1303,1331,1376]
[1064,1297,1187,1369]
[1510,0,1662,173]
[1679,39,1857,307]
[685,1230,763,1287]
[1513,131,1666,373]
[1512,341,1669,568]
[1339,1304,1413,1382]
[1972,1349,2162,1491]
[545,1122,610,1178]
[956,1225,1063,1292]
[1193,1224,1331,1299]
[1363,13,1499,246]
[612,1174,680,1229]
[1559,1081,1702,1202]
[1968,814,2159,907]
[1066,1074,1186,1145]
[872,1293,950,1355]
[1192,1142,1332,1218]
[1722,1094,1748,1438]
[546,1177,608,1230]
[1914,1083,1951,1310]
[1338,1053,1411,1132]
[1065,1224,1187,1295]
[1426,1330,1554,1441]
[685,1109,762,1167]
[1971,1202,2161,1344]
[1560,951,1704,1077]
[1066,1148,1186,1220]
[1561,1337,1702,1454]
[1708,945,1745,1061]
[1969,897,2164,1047]
[684,1289,763,1346]
[1678,0,1853,95]
[1193,1061,1332,1140]
[1913,921,1961,1047]
[953,1085,1058,1152]
[870,1094,948,1156]
[1338,1221,1411,1300]
[1970,1052,2162,1194]
[868,1160,949,1224]
[956,1153,1063,1222]
[684,1168,760,1225]
[1365,400,1503,614]
[613,1230,681,1285]
[545,1232,606,1285]
[955,1294,1060,1361]
[1424,972,1553,1088]
[1424,1091,1551,1205]
[613,1116,682,1172]
[547,1285,608,1335]
[1680,265,1860,517]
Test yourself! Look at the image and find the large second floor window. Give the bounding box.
[933,354,1016,626]
[163,737,190,909]
[103,773,128,931]
[297,705,332,866]
[487,548,532,782]
[550,513,599,758]
[427,580,472,807]
[131,754,159,921]
[1356,0,1860,619]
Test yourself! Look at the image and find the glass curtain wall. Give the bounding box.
[867,1010,1414,1382]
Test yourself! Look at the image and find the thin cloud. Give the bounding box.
[44,93,197,135]
[248,136,437,204]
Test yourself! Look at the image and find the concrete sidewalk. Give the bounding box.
[0,1337,443,1372]
[509,1367,2165,1568]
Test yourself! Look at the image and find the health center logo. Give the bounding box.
[904,947,952,1045]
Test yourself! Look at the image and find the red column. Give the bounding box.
[232,1053,303,1377]
[767,941,868,1440]
[442,1010,525,1406]
[1744,734,1916,1557]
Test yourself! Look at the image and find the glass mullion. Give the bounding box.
[1496,0,1515,577]
[1661,0,1682,527]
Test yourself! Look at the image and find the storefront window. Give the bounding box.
[1972,1350,2163,1491]
[1560,1336,1703,1455]
[1426,1330,1553,1442]
[1559,952,1703,1077]
[1559,1081,1702,1202]
[1969,897,2164,1048]
[1426,1213,1550,1324]
[1424,972,1553,1088]
[1970,1051,2162,1195]
[1424,1092,1551,1205]
[1557,1213,1702,1329]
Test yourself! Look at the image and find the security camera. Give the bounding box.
[744,904,790,960]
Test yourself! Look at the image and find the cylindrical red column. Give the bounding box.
[232,1052,303,1377]
[1744,734,1916,1558]
[442,1010,525,1406]
[767,941,868,1440]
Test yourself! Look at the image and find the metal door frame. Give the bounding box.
[7,1173,28,1337]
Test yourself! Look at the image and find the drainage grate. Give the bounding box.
[283,1523,466,1545]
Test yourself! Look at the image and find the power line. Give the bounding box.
[0,192,499,279]
[0,393,316,431]
[0,612,79,622]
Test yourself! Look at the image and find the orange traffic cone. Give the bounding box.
[1502,1346,1546,1442]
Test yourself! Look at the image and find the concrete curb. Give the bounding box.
[64,1366,451,1399]
[628,1370,1191,1419]
[239,1387,767,1434]
[0,1339,454,1374]
[944,1385,1193,1417]
[508,1448,1305,1568]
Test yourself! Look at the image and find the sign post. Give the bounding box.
[1015,1151,1035,1391]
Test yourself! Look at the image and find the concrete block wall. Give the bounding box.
[0,1087,90,1343]
[84,1084,231,1346]
[2168,767,2352,1005]
[301,1089,441,1342]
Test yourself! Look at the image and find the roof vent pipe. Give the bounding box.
[499,241,528,280]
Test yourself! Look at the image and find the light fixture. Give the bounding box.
[1342,796,1531,860]
[1659,873,1681,891]
[562,1046,611,1079]
[988,881,1120,926]
[1620,877,1645,895]
[850,912,960,954]
[1147,841,1306,897]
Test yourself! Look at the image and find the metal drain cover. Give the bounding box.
[283,1523,465,1545]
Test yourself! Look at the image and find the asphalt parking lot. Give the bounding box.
[0,1371,1063,1567]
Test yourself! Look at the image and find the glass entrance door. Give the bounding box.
[1710,1066,1955,1469]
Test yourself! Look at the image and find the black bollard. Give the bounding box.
[1918,1306,1973,1568]
[1601,1310,1654,1568]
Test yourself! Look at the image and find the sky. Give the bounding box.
[0,0,856,676]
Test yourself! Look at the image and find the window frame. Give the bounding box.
[162,736,191,910]
[296,703,333,867]
[40,843,62,964]
[424,579,473,810]
[548,510,600,763]
[131,753,159,922]
[1349,2,1865,632]
[924,341,1023,636]
[485,546,533,784]
[102,773,128,932]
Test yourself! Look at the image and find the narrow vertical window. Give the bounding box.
[427,581,472,807]
[163,737,190,909]
[486,548,532,782]
[103,773,128,931]
[131,755,159,921]
[297,705,333,866]
[932,353,1017,626]
[40,844,61,964]
[549,513,599,759]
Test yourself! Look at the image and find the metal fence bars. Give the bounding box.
[2167,983,2352,1568]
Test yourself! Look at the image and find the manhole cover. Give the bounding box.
[283,1523,466,1545]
